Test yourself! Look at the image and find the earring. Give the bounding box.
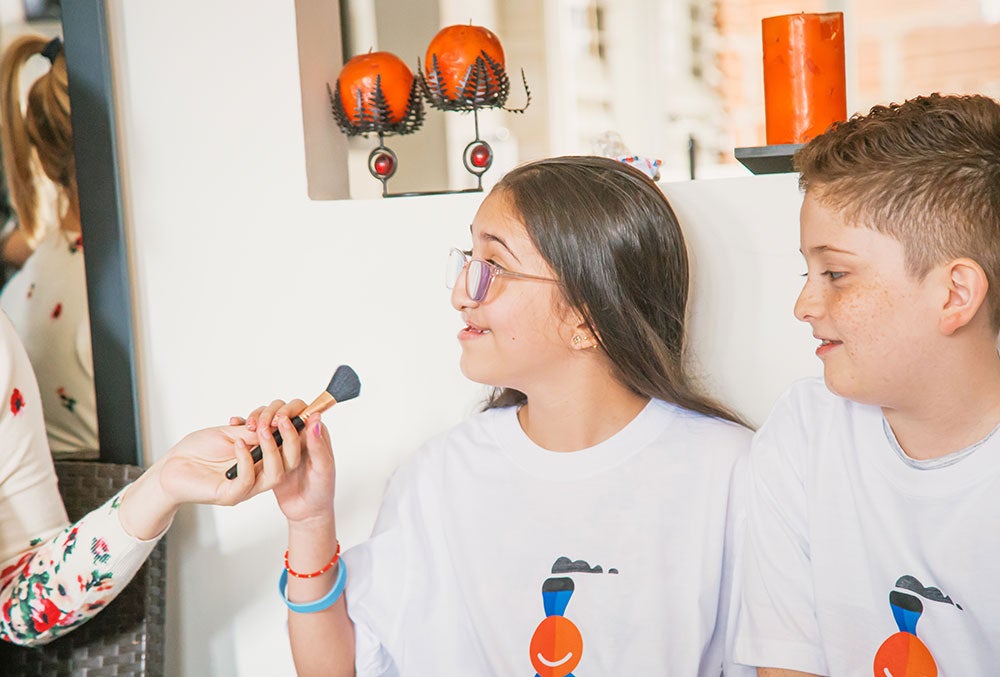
[572,334,585,346]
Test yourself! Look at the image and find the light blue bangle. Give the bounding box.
[278,559,347,613]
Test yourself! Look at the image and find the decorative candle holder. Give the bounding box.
[328,52,426,197]
[418,56,530,190]
[419,23,530,192]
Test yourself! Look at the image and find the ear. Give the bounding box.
[939,258,989,336]
[569,319,600,350]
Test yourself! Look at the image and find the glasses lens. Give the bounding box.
[466,260,492,301]
[446,249,467,289]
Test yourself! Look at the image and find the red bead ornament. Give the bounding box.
[373,153,395,176]
[285,542,341,579]
[470,144,491,168]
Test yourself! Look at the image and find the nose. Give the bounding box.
[450,265,478,310]
[794,275,823,323]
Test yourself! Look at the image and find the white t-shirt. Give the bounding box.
[734,377,1000,675]
[0,227,97,455]
[341,398,753,676]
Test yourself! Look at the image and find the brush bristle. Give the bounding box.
[327,364,361,402]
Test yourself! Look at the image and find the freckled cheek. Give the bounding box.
[831,287,899,355]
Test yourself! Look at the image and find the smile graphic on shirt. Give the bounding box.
[528,556,619,677]
[873,575,962,677]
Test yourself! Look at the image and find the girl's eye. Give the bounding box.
[823,271,846,280]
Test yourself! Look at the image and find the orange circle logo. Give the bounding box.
[873,632,937,677]
[529,615,583,677]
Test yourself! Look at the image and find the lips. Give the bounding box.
[465,322,490,334]
[815,336,842,356]
[458,318,491,340]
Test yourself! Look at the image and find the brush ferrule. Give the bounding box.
[298,390,336,419]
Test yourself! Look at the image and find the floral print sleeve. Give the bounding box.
[0,488,160,645]
[0,311,160,646]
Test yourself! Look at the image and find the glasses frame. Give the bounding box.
[447,248,557,302]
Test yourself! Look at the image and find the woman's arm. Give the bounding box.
[0,418,287,646]
[0,487,154,645]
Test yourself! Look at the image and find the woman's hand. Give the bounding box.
[241,400,337,526]
[157,422,282,507]
[119,419,290,540]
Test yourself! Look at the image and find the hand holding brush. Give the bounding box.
[225,365,361,479]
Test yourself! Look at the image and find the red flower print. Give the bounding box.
[29,596,65,634]
[51,303,62,319]
[10,388,24,414]
[90,537,111,565]
[0,552,32,586]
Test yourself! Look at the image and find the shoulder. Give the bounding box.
[763,376,857,432]
[663,400,752,448]
[653,400,752,471]
[393,406,513,475]
[749,377,868,480]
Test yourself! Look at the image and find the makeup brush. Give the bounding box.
[225,365,361,480]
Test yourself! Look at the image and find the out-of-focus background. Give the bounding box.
[336,0,1000,193]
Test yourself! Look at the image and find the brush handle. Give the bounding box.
[225,415,306,480]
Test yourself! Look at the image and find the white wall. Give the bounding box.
[107,2,817,674]
[663,175,821,426]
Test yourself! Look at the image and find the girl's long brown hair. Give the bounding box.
[484,156,747,427]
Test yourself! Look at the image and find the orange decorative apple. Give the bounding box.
[336,51,415,125]
[424,24,506,103]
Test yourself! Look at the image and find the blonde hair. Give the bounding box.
[0,34,77,245]
[795,94,1000,331]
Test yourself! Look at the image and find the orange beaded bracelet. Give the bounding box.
[284,542,341,579]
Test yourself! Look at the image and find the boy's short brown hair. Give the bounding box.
[794,93,1000,331]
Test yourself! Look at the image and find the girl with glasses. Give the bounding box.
[253,156,753,676]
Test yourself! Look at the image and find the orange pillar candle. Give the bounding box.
[762,12,846,145]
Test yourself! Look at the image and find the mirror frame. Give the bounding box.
[62,0,141,465]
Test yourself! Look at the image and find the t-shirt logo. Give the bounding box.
[530,577,582,677]
[873,575,962,677]
[528,556,619,677]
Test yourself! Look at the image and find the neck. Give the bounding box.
[883,341,1000,460]
[515,367,649,452]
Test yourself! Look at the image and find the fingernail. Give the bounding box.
[312,422,321,437]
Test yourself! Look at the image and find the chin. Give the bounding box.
[823,369,885,407]
[458,355,496,388]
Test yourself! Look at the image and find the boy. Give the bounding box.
[734,93,1000,675]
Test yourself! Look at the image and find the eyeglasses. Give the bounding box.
[446,248,557,302]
